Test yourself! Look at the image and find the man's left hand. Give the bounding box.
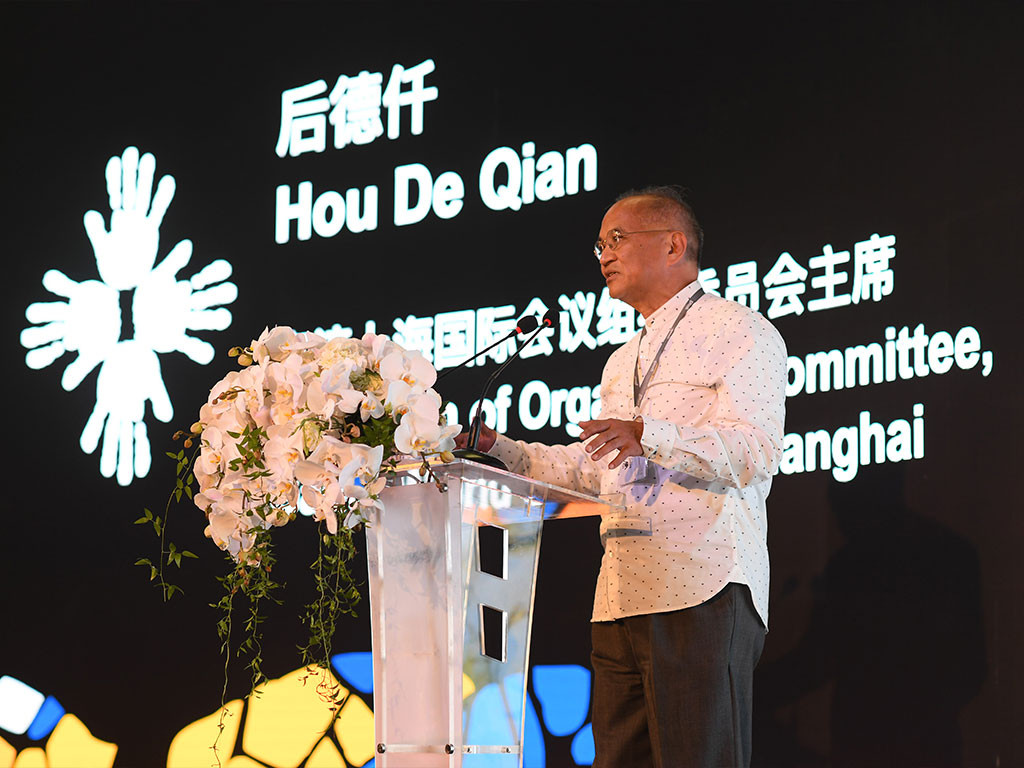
[579,418,644,469]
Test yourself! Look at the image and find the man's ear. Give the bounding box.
[666,230,689,266]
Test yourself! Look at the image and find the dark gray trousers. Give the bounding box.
[590,583,765,768]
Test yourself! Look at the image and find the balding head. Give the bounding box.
[597,190,702,317]
[612,186,704,267]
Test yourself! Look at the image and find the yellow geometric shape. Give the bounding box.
[334,694,375,767]
[242,667,347,768]
[463,672,476,699]
[226,757,266,768]
[0,735,15,768]
[11,748,46,768]
[304,738,344,768]
[45,714,117,768]
[167,699,244,768]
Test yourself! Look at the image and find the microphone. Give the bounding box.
[437,315,539,381]
[455,309,559,469]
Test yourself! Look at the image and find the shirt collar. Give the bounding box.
[642,280,703,332]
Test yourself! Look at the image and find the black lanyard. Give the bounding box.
[632,287,704,409]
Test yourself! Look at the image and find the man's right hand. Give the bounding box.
[455,421,498,453]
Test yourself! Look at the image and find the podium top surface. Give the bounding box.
[389,457,624,521]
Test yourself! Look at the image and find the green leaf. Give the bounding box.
[135,558,151,566]
[182,550,198,559]
[165,451,178,460]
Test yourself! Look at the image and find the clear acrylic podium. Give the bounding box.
[366,457,619,767]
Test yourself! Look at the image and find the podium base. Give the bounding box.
[452,448,508,471]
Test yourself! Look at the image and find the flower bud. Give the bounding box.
[440,450,455,463]
[238,353,253,367]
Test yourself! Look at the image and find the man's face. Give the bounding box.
[597,199,667,311]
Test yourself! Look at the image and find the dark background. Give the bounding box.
[1,3,1021,766]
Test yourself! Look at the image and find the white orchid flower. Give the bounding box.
[195,425,241,485]
[307,434,358,472]
[305,376,337,421]
[251,326,326,365]
[251,326,297,365]
[235,364,270,426]
[366,333,398,369]
[293,435,359,501]
[319,360,364,415]
[300,477,344,534]
[287,331,327,363]
[351,469,387,513]
[202,371,255,426]
[395,416,461,455]
[394,390,460,455]
[266,357,306,426]
[198,488,261,559]
[205,509,252,558]
[264,422,305,478]
[384,378,416,421]
[260,474,300,521]
[320,359,358,392]
[358,391,385,422]
[338,443,384,492]
[294,459,333,491]
[379,348,437,390]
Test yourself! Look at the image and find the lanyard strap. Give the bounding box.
[633,287,704,409]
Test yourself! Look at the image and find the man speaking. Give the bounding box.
[462,186,786,767]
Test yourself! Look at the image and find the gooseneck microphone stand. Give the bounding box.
[453,311,557,470]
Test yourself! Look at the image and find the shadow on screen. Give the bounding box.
[753,463,986,768]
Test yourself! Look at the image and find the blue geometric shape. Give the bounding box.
[362,759,375,768]
[26,696,64,741]
[571,722,595,765]
[522,691,545,768]
[465,681,517,744]
[532,665,591,737]
[331,652,373,694]
[464,674,544,766]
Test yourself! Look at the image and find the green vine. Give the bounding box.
[134,442,200,600]
[208,530,283,765]
[296,515,363,719]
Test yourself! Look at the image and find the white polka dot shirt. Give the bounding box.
[490,280,787,627]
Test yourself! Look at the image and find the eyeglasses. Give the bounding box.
[593,228,676,259]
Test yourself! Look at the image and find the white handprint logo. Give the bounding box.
[20,146,237,486]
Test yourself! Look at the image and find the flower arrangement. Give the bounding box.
[194,326,458,560]
[143,325,459,719]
